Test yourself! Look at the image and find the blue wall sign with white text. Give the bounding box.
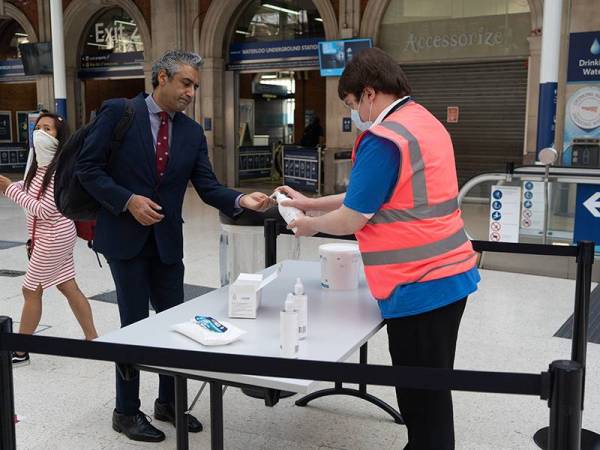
[574,183,600,245]
[567,32,600,83]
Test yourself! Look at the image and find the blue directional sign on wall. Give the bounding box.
[574,184,600,245]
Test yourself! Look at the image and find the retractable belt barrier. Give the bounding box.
[0,221,594,450]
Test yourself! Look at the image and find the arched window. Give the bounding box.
[82,7,144,56]
[0,19,29,59]
[233,0,324,43]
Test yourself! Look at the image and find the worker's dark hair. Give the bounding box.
[338,47,411,101]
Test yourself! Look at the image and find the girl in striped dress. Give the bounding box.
[0,112,98,366]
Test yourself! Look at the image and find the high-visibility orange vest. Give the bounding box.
[352,101,477,300]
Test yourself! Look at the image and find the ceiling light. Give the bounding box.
[235,30,251,35]
[315,17,323,22]
[262,3,300,15]
[15,32,29,37]
[114,20,136,27]
[261,74,277,79]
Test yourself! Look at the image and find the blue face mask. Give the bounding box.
[350,93,373,131]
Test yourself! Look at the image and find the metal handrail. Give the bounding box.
[458,165,600,244]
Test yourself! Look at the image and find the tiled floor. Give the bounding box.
[1,185,599,449]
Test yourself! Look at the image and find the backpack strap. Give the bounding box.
[108,99,135,165]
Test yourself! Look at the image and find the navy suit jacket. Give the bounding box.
[76,93,241,264]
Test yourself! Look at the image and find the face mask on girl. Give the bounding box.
[33,129,59,167]
[350,92,374,131]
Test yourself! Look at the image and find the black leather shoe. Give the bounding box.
[112,409,165,442]
[154,399,203,433]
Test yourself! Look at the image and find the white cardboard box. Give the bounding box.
[228,267,280,319]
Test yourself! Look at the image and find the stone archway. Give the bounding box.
[359,0,542,44]
[62,0,151,127]
[198,0,339,183]
[0,2,38,42]
[200,0,338,59]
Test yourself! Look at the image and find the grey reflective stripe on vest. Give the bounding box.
[361,228,469,266]
[379,121,428,207]
[369,197,459,224]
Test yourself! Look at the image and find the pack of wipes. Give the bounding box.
[172,316,246,346]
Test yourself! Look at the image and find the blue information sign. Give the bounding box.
[574,184,600,245]
[567,32,600,83]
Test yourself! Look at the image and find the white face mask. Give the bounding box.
[350,93,373,131]
[33,129,59,167]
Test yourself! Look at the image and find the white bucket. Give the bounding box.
[319,243,361,290]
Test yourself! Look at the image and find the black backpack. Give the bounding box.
[54,100,134,221]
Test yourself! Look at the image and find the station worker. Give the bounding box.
[278,47,480,450]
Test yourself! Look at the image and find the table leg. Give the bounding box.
[295,342,404,424]
[359,343,367,395]
[210,381,224,450]
[175,376,189,450]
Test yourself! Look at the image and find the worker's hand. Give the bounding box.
[239,192,276,212]
[127,194,164,226]
[288,216,318,237]
[274,186,313,211]
[0,175,12,194]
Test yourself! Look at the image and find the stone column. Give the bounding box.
[35,0,54,112]
[524,34,541,164]
[200,56,226,180]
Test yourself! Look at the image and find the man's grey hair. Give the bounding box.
[151,50,203,88]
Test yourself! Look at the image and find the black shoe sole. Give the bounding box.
[112,422,165,442]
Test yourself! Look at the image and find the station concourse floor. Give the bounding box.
[0,185,599,450]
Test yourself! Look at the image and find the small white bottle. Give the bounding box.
[292,278,308,340]
[274,192,304,233]
[280,294,299,358]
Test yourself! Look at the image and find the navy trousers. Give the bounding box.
[108,232,184,415]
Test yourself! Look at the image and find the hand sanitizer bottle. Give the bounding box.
[280,294,299,358]
[292,278,308,340]
[274,192,304,233]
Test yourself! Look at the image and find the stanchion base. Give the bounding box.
[295,387,404,424]
[534,427,600,449]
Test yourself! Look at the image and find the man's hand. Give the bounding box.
[0,175,12,194]
[239,192,276,212]
[275,185,313,210]
[127,194,165,226]
[288,216,318,237]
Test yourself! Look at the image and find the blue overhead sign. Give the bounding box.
[228,38,320,63]
[0,59,25,78]
[574,184,600,245]
[567,31,600,83]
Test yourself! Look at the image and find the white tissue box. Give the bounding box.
[228,273,263,319]
[228,267,281,319]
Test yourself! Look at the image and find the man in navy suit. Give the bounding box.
[77,50,273,443]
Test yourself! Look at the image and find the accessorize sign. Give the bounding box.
[380,13,530,62]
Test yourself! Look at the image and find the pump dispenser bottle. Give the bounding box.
[274,192,304,233]
[280,294,299,358]
[292,278,308,339]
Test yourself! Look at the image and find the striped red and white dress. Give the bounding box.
[5,166,77,290]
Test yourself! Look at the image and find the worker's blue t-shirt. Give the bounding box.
[343,132,480,319]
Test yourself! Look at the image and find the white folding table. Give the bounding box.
[98,260,402,449]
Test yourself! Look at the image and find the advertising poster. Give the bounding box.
[0,111,12,142]
[562,32,600,166]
